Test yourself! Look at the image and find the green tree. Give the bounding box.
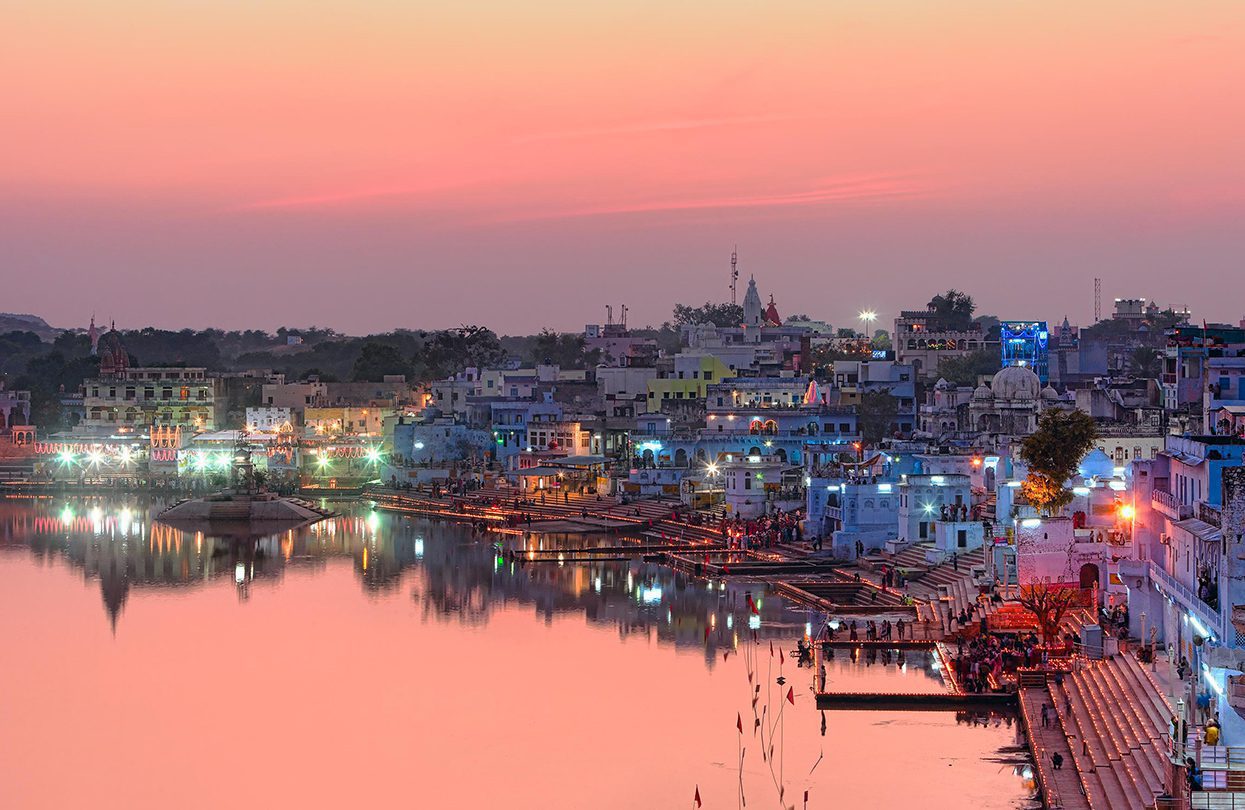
[1130,346,1162,378]
[417,326,507,379]
[935,349,1000,386]
[871,329,892,350]
[672,302,744,328]
[857,390,899,445]
[351,342,412,381]
[927,289,976,330]
[529,329,602,368]
[1018,408,1098,515]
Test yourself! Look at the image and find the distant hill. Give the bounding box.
[0,313,62,340]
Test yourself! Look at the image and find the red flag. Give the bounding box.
[736,712,743,733]
[786,686,795,705]
[694,786,702,808]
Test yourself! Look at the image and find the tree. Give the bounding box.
[927,290,976,331]
[1019,409,1098,515]
[1130,346,1162,379]
[351,342,412,381]
[858,390,899,445]
[672,302,744,328]
[417,326,507,380]
[871,329,892,350]
[935,349,1000,386]
[1017,583,1080,644]
[529,329,601,369]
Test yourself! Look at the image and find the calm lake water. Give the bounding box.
[0,498,1037,809]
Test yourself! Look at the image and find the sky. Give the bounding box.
[2,1,1244,335]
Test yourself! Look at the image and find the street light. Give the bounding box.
[858,310,877,338]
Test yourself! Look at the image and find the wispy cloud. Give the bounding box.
[495,174,931,223]
[233,185,436,211]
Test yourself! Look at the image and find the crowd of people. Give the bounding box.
[719,511,804,549]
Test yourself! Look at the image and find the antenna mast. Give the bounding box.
[730,247,739,305]
[620,304,628,330]
[1093,278,1102,323]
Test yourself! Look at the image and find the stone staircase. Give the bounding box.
[1053,653,1173,809]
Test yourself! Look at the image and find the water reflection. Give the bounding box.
[0,496,1037,810]
[0,499,811,664]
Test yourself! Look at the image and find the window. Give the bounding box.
[919,521,928,539]
[744,473,751,490]
[957,529,968,548]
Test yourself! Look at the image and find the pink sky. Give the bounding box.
[2,1,1244,334]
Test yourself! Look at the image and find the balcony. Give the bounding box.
[1151,488,1192,520]
[1199,503,1223,528]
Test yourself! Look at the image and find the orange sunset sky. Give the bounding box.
[2,1,1243,333]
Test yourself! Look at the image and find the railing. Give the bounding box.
[1149,561,1223,638]
[1199,503,1223,529]
[1153,489,1193,520]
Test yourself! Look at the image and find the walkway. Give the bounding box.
[1018,673,1091,810]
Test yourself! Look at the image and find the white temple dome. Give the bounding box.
[1078,447,1115,479]
[1041,384,1059,400]
[973,383,993,400]
[990,365,1041,401]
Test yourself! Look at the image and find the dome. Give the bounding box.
[1041,385,1059,400]
[934,377,951,390]
[990,365,1041,401]
[1078,447,1115,480]
[973,383,993,400]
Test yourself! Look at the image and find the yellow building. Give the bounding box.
[646,354,735,408]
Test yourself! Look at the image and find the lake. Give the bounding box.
[0,497,1037,809]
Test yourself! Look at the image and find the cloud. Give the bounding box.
[495,174,932,223]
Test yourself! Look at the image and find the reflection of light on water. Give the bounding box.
[805,621,812,637]
[748,614,761,630]
[414,538,424,559]
[60,506,73,525]
[641,586,662,604]
[726,614,733,629]
[235,562,245,584]
[593,577,601,594]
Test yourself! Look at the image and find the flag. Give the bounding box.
[737,713,743,733]
[694,786,702,808]
[787,686,795,705]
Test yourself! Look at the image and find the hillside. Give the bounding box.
[0,313,61,340]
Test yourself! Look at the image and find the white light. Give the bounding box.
[641,586,663,604]
[748,614,761,630]
[930,475,945,484]
[1073,487,1090,496]
[414,442,425,450]
[1191,615,1213,641]
[877,483,893,493]
[235,562,246,584]
[415,538,424,559]
[1021,518,1042,528]
[1006,481,1022,488]
[1109,481,1126,491]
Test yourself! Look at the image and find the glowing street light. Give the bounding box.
[858,310,877,332]
[365,447,382,464]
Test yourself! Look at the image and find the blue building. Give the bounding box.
[1000,321,1050,384]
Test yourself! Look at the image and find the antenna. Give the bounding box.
[620,304,628,330]
[730,246,739,305]
[606,305,613,327]
[1093,278,1102,323]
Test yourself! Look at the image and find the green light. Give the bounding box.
[58,450,75,465]
[317,455,331,468]
[366,447,382,464]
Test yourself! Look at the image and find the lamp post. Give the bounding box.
[858,310,877,350]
